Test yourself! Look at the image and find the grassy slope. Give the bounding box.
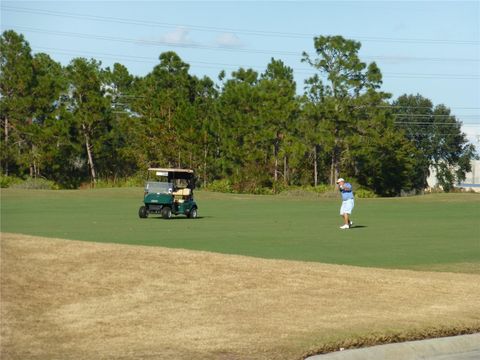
[1,188,479,272]
[2,233,480,360]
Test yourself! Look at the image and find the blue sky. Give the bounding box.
[2,0,479,145]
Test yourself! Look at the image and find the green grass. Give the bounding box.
[1,188,479,272]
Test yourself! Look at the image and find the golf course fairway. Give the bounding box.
[2,189,479,359]
[1,188,479,272]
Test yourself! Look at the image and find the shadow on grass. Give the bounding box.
[349,225,367,229]
[146,216,210,220]
[169,216,209,220]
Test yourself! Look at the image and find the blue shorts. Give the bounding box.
[340,199,354,215]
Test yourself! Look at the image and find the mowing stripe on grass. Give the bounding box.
[1,189,479,272]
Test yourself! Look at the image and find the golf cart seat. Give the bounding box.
[173,188,191,203]
[173,188,191,196]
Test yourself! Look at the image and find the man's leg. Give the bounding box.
[340,201,352,229]
[340,206,349,229]
[346,200,354,227]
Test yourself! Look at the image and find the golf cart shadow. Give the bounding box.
[154,216,206,220]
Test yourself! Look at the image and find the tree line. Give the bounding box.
[1,30,476,195]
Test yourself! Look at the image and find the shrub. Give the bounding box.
[355,188,378,198]
[308,184,336,194]
[0,175,23,188]
[248,186,274,195]
[123,174,144,187]
[90,174,145,189]
[205,179,274,195]
[206,179,234,193]
[11,178,59,190]
[281,184,377,198]
[280,184,337,198]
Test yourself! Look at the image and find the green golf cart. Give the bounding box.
[138,168,198,219]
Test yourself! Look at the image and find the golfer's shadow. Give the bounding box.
[349,225,367,229]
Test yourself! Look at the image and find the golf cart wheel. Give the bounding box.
[161,207,172,219]
[138,206,148,218]
[188,207,198,219]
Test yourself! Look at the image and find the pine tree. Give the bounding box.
[0,30,34,176]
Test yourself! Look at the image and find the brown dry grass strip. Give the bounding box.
[1,232,479,360]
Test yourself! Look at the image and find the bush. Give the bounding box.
[230,179,272,195]
[94,174,145,188]
[280,184,337,198]
[307,184,336,194]
[248,186,274,195]
[199,178,380,198]
[10,177,59,190]
[123,174,145,187]
[280,185,377,198]
[206,179,234,193]
[205,179,274,195]
[355,188,378,198]
[0,175,23,188]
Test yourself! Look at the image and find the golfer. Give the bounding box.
[337,178,354,229]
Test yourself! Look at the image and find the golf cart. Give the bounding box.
[138,168,198,219]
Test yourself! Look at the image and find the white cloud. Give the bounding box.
[215,32,244,48]
[160,27,194,45]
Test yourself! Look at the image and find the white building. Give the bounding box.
[427,160,480,192]
[457,160,480,192]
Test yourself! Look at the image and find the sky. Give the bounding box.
[1,0,479,146]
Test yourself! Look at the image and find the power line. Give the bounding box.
[373,105,480,110]
[30,45,480,81]
[3,5,479,45]
[392,114,478,118]
[372,73,478,80]
[30,48,479,118]
[6,25,299,56]
[7,25,480,63]
[403,133,478,136]
[394,122,480,125]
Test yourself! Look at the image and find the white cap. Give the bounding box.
[336,178,345,183]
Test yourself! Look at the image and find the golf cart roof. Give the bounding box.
[148,168,194,174]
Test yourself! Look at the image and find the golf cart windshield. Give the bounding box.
[145,181,173,194]
[147,168,195,190]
